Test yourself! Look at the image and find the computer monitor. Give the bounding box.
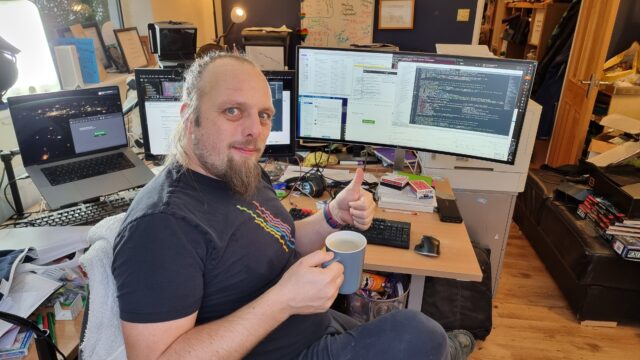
[296,47,536,165]
[262,70,296,158]
[135,68,184,162]
[136,68,296,162]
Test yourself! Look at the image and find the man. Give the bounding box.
[112,53,465,359]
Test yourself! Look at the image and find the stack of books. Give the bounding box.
[377,184,437,212]
[577,195,640,261]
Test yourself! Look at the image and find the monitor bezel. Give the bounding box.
[262,70,297,158]
[135,68,185,162]
[295,46,537,166]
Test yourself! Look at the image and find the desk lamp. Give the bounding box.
[0,36,20,110]
[197,6,247,56]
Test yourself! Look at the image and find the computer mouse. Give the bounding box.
[414,235,440,257]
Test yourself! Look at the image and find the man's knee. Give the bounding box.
[377,310,448,358]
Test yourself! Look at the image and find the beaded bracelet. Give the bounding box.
[323,201,344,229]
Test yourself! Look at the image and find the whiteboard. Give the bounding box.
[301,0,375,47]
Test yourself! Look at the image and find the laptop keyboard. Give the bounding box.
[41,152,135,186]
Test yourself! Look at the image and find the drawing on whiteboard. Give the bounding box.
[301,0,374,47]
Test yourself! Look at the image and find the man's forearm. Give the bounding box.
[163,288,289,360]
[125,287,291,360]
[294,212,337,255]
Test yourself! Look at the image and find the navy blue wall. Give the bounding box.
[373,0,477,53]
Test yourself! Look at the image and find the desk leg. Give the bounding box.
[407,275,425,310]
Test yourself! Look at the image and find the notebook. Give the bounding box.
[7,86,154,209]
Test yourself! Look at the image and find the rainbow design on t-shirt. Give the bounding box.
[237,202,295,252]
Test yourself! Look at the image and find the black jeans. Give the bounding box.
[297,309,449,360]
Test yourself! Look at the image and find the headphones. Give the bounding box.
[284,172,326,198]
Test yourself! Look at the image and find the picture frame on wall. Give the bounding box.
[56,22,112,69]
[113,27,149,73]
[378,0,415,30]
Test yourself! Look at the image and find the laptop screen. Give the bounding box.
[135,68,184,162]
[7,86,126,167]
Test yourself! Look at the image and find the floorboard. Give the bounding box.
[469,223,640,359]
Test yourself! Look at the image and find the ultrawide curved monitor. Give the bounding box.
[296,46,536,165]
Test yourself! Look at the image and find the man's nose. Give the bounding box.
[242,112,262,138]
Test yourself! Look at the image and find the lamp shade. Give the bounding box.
[230,6,247,24]
[0,52,19,95]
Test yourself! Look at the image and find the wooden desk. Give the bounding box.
[283,178,483,310]
[24,310,84,360]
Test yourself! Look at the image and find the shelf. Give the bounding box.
[599,84,640,96]
[506,1,551,9]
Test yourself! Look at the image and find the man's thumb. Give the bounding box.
[348,168,364,193]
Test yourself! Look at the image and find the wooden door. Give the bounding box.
[546,0,620,167]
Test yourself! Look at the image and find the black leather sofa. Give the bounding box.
[513,169,640,322]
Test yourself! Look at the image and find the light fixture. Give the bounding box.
[197,6,248,57]
[0,36,20,109]
[0,0,59,99]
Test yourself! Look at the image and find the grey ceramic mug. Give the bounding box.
[325,231,367,294]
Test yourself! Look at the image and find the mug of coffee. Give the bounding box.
[325,231,367,294]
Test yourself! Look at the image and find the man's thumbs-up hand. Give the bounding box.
[330,168,375,230]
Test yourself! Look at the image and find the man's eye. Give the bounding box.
[225,107,240,116]
[259,112,273,121]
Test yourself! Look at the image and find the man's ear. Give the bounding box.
[181,103,194,139]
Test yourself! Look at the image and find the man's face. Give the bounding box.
[187,59,274,196]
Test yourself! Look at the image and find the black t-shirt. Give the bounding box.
[112,165,330,359]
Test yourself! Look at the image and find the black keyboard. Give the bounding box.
[288,208,411,249]
[344,218,411,249]
[14,190,138,227]
[41,152,135,186]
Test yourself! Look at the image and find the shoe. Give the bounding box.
[446,329,476,360]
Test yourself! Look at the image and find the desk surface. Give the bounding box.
[24,310,83,360]
[283,178,483,282]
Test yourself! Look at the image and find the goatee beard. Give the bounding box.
[223,156,261,198]
[193,139,263,198]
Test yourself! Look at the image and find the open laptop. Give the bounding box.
[7,86,154,209]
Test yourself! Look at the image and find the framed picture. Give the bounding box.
[378,0,415,30]
[113,27,149,72]
[57,23,112,69]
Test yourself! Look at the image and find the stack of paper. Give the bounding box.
[377,185,437,212]
[0,227,91,265]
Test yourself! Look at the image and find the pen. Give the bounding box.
[47,312,57,345]
[42,313,49,333]
[382,209,418,215]
[36,314,43,330]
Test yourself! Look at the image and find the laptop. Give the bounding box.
[7,86,155,209]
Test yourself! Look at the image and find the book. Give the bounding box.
[377,185,436,212]
[0,330,33,359]
[611,235,640,261]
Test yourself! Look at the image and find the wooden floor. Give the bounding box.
[469,223,640,360]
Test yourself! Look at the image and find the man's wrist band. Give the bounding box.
[323,202,343,229]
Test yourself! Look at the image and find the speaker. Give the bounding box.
[54,45,84,90]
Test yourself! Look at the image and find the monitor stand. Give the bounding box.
[393,149,406,171]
